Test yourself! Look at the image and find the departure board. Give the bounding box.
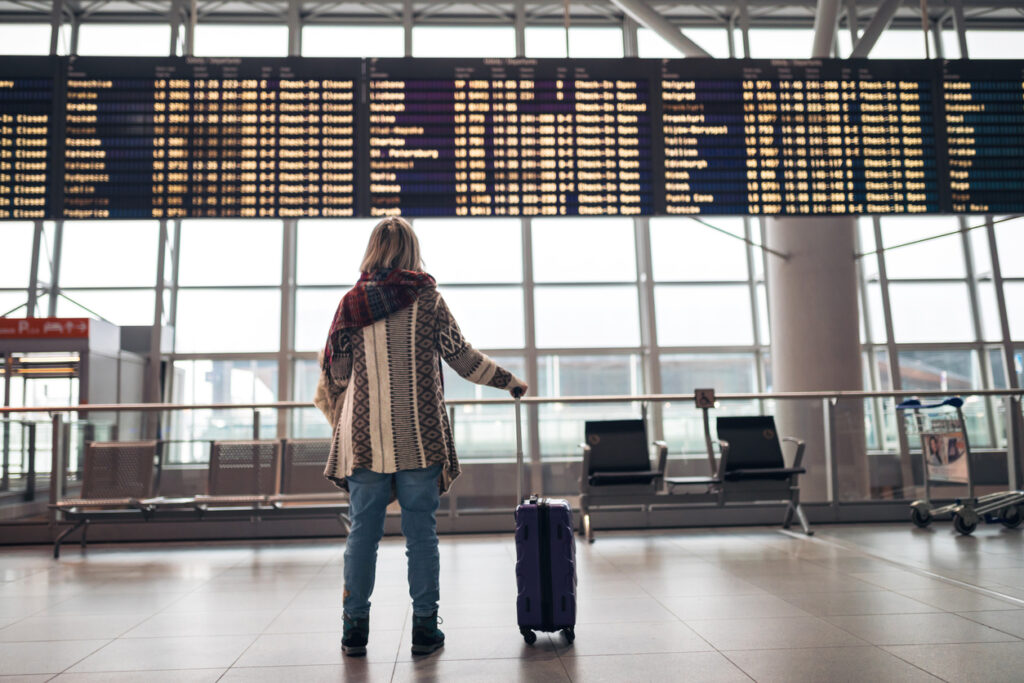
[0,58,56,220]
[942,60,1024,214]
[3,56,1024,220]
[366,59,653,217]
[61,57,359,219]
[659,60,940,215]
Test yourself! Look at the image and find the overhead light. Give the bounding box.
[16,356,80,364]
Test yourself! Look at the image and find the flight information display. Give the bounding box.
[61,57,359,219]
[941,60,1024,214]
[366,59,653,217]
[1,56,1023,219]
[659,60,939,215]
[0,58,56,220]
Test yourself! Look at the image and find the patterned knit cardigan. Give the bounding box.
[314,286,525,493]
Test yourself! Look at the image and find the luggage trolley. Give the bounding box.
[898,397,1024,535]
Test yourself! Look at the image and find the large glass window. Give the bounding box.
[888,283,974,343]
[194,25,288,57]
[77,24,171,56]
[995,217,1024,278]
[444,355,526,459]
[413,27,515,57]
[56,289,156,327]
[178,222,282,286]
[534,286,639,348]
[881,219,964,279]
[302,26,404,57]
[637,27,732,58]
[60,222,158,287]
[168,359,278,463]
[747,29,814,59]
[439,287,524,349]
[650,218,748,281]
[525,27,624,58]
[175,289,281,353]
[1005,283,1024,341]
[297,220,376,285]
[0,24,53,55]
[295,288,344,352]
[655,285,754,346]
[0,223,34,288]
[416,219,522,284]
[532,219,635,283]
[965,31,1024,58]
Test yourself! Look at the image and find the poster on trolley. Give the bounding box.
[920,428,969,484]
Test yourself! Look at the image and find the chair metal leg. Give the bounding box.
[80,519,90,550]
[794,504,813,536]
[53,520,85,559]
[782,502,796,529]
[584,513,593,544]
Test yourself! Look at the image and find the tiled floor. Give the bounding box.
[1,523,1023,681]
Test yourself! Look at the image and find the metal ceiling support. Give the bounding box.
[48,0,63,55]
[846,0,859,43]
[952,0,969,56]
[622,15,638,56]
[738,0,751,57]
[169,0,181,55]
[402,0,412,57]
[287,0,301,55]
[185,0,196,55]
[514,0,525,56]
[608,0,712,57]
[849,0,901,57]
[812,0,842,57]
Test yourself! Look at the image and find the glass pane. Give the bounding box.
[60,222,158,287]
[888,283,973,343]
[995,217,1024,277]
[0,223,33,288]
[0,291,29,317]
[443,355,525,459]
[655,284,753,346]
[302,26,404,57]
[1016,348,1024,388]
[0,24,52,55]
[864,281,886,344]
[757,282,769,345]
[899,350,980,391]
[881,217,964,279]
[537,354,641,459]
[77,24,171,56]
[858,217,879,279]
[977,281,1002,342]
[1006,282,1024,341]
[988,348,1007,390]
[175,289,281,353]
[965,31,1024,59]
[417,219,522,283]
[194,25,288,57]
[413,27,515,57]
[57,289,155,326]
[525,27,624,58]
[297,220,376,285]
[295,287,345,352]
[967,218,992,277]
[660,353,758,454]
[532,218,635,283]
[650,218,747,281]
[535,286,639,348]
[438,286,524,349]
[637,27,732,58]
[168,359,278,463]
[869,30,930,59]
[747,29,814,59]
[179,221,282,286]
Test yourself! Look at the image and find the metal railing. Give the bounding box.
[1,388,1022,519]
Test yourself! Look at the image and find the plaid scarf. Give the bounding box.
[323,269,436,374]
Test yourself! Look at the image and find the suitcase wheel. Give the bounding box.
[562,627,575,644]
[520,628,537,645]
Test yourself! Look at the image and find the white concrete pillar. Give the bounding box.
[765,217,869,502]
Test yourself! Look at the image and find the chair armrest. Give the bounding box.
[580,443,592,493]
[652,441,668,479]
[782,436,806,469]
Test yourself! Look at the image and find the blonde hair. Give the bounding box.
[360,216,423,273]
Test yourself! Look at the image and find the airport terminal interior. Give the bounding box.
[2,0,1024,679]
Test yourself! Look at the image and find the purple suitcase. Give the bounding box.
[512,396,577,644]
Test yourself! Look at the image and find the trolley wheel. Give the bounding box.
[999,505,1023,529]
[953,513,978,535]
[562,627,575,644]
[910,507,932,528]
[521,629,537,645]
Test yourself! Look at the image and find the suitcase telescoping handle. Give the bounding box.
[512,387,524,508]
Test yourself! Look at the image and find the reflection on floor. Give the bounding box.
[1,523,1023,681]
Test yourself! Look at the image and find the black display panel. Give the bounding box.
[658,59,940,215]
[0,57,57,220]
[60,57,360,219]
[366,58,654,217]
[941,60,1024,214]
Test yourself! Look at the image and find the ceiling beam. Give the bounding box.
[849,0,901,55]
[608,0,712,56]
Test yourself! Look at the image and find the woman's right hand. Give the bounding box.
[511,383,528,398]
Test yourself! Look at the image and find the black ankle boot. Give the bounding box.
[411,611,445,655]
[342,612,369,657]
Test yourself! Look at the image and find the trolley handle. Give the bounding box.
[512,389,524,509]
[897,397,963,411]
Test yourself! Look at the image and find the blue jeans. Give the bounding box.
[343,463,442,619]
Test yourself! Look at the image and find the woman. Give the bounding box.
[314,216,527,658]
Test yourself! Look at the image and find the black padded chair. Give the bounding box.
[579,419,668,543]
